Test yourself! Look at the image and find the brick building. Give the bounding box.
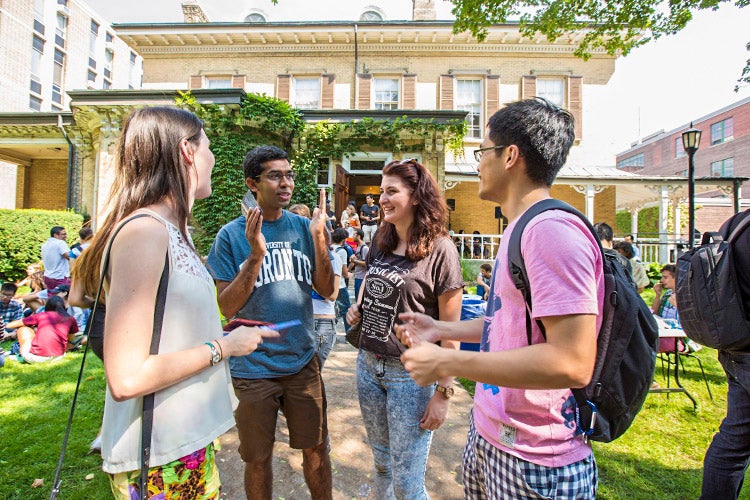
[615,96,750,238]
[0,0,142,209]
[5,0,742,250]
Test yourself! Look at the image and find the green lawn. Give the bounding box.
[2,339,749,499]
[0,344,110,499]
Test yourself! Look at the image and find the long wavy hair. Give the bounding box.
[373,159,448,261]
[73,107,204,296]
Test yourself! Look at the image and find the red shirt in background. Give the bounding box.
[22,311,78,357]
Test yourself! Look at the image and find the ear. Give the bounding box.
[245,177,258,193]
[179,138,194,165]
[504,145,521,170]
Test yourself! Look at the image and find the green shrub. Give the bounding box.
[0,209,83,282]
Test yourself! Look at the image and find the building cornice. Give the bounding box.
[112,22,611,58]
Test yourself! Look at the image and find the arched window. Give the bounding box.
[244,12,266,22]
[360,10,383,21]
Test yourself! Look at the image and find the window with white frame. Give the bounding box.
[711,157,734,177]
[55,13,67,48]
[711,118,733,145]
[89,20,99,71]
[316,158,331,186]
[103,49,113,81]
[344,152,393,173]
[455,79,482,139]
[206,77,232,88]
[128,51,139,89]
[616,153,644,170]
[374,78,399,110]
[30,35,44,91]
[675,137,686,158]
[537,78,565,107]
[292,77,321,109]
[52,49,65,104]
[33,0,45,34]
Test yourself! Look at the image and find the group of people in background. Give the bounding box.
[1,225,95,365]
[2,96,748,500]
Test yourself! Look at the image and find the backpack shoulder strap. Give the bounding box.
[727,211,750,243]
[507,199,603,345]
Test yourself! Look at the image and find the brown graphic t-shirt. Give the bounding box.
[359,235,464,358]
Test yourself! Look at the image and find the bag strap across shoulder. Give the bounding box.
[50,213,169,499]
[507,199,603,346]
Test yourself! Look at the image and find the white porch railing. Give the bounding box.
[452,234,501,260]
[456,233,687,265]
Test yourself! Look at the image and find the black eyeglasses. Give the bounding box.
[255,171,296,182]
[473,145,507,162]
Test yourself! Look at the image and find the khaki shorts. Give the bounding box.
[232,356,328,463]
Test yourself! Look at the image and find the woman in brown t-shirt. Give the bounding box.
[346,158,464,499]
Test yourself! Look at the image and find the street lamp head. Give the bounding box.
[682,123,702,154]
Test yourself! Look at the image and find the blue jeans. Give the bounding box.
[336,288,351,331]
[701,351,750,499]
[354,278,364,302]
[314,318,336,367]
[357,350,434,500]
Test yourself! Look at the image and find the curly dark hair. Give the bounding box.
[373,159,448,261]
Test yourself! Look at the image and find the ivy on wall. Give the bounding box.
[616,202,699,239]
[176,91,467,255]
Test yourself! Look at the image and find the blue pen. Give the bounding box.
[261,320,302,331]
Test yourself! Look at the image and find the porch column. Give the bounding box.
[571,184,604,221]
[659,186,670,263]
[630,209,638,239]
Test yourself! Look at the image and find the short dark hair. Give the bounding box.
[661,264,676,276]
[594,222,614,243]
[45,295,69,315]
[79,227,94,240]
[613,241,634,259]
[51,226,65,238]
[354,228,364,239]
[331,228,348,244]
[1,282,18,294]
[487,97,575,186]
[480,263,492,273]
[242,145,289,180]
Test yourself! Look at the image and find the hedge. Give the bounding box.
[0,209,83,282]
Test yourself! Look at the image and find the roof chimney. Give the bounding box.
[413,0,436,21]
[182,1,210,23]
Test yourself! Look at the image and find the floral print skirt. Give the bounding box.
[109,443,220,499]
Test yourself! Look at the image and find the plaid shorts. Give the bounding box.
[462,414,597,499]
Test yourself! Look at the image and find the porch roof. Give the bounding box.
[445,161,748,210]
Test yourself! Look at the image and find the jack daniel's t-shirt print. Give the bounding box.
[358,237,465,358]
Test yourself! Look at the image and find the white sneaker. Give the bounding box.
[88,435,102,455]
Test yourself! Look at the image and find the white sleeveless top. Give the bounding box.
[101,211,235,473]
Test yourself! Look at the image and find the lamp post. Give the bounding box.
[682,124,702,249]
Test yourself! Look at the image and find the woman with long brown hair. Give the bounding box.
[75,106,271,498]
[346,158,463,499]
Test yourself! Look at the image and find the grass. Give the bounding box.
[2,338,749,499]
[0,342,110,499]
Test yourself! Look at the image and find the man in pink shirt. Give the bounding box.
[397,98,604,499]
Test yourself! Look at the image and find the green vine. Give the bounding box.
[176,91,467,254]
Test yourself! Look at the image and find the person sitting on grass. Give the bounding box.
[1,283,25,340]
[5,296,78,363]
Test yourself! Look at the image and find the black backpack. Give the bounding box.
[508,199,658,442]
[676,211,750,352]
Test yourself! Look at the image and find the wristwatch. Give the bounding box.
[205,342,222,366]
[435,385,454,399]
